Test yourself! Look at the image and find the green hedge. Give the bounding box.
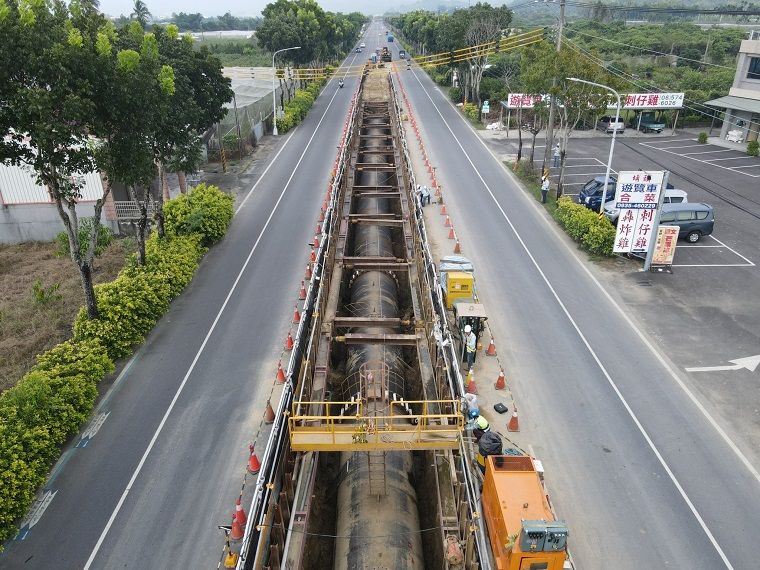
[276,78,327,135]
[462,102,479,123]
[0,185,229,545]
[553,198,616,257]
[73,234,205,359]
[164,183,234,247]
[0,338,114,544]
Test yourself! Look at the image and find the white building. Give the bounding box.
[706,30,760,144]
[0,163,119,244]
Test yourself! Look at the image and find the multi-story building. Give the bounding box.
[707,30,760,144]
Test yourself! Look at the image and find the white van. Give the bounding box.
[604,188,688,223]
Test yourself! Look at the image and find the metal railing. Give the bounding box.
[113,201,155,221]
[289,399,462,451]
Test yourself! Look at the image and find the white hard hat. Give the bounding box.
[464,325,472,333]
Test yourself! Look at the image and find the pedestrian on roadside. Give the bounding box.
[541,175,550,204]
[552,142,561,167]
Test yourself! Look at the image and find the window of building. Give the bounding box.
[749,57,760,80]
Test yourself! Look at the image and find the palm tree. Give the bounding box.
[131,0,151,29]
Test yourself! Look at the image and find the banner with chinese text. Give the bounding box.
[651,225,679,266]
[612,171,666,254]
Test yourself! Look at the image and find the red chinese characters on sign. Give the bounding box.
[613,171,666,254]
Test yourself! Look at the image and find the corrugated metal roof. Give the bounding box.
[0,163,105,205]
[704,95,760,114]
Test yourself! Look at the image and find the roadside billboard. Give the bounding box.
[612,171,666,255]
[651,225,679,266]
[503,93,684,110]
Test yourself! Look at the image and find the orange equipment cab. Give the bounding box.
[481,455,569,570]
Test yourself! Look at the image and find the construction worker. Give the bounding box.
[467,409,490,441]
[464,324,477,370]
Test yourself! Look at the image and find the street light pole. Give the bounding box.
[568,77,621,215]
[272,46,301,136]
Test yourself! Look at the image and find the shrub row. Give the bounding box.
[0,184,232,545]
[276,78,328,134]
[462,102,480,123]
[553,197,616,256]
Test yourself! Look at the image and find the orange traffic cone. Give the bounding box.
[507,409,519,432]
[247,445,261,474]
[319,210,324,222]
[440,204,447,215]
[444,216,451,227]
[284,332,294,351]
[486,338,497,356]
[448,227,455,240]
[305,264,312,280]
[312,235,319,248]
[292,305,301,324]
[235,497,247,526]
[454,240,461,254]
[299,281,307,301]
[495,369,506,390]
[466,371,477,395]
[310,249,316,263]
[315,223,321,234]
[276,361,286,384]
[230,512,244,541]
[264,399,275,424]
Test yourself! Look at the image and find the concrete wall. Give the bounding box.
[0,202,119,244]
[731,40,760,96]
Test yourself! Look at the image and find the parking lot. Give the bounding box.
[670,234,754,267]
[638,138,760,178]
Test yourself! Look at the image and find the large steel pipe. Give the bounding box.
[334,116,424,569]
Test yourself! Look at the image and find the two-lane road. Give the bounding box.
[390,37,760,569]
[0,24,384,570]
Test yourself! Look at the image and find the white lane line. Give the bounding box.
[641,138,689,144]
[729,164,760,169]
[407,68,739,569]
[82,61,353,570]
[638,141,760,178]
[560,164,604,168]
[673,263,755,267]
[647,143,706,150]
[680,149,734,156]
[708,235,755,265]
[681,245,726,248]
[703,156,757,162]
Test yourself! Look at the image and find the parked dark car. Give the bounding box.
[577,176,617,211]
[399,49,406,59]
[658,203,714,243]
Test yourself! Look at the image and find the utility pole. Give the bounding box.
[543,0,565,173]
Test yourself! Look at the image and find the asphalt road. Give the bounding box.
[0,24,383,570]
[485,132,760,485]
[389,38,760,569]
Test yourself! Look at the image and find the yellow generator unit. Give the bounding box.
[444,271,474,309]
[482,455,569,570]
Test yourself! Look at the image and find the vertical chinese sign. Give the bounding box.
[612,171,665,254]
[651,225,679,267]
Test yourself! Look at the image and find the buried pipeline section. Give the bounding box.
[236,71,490,570]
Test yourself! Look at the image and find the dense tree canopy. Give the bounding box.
[255,0,365,66]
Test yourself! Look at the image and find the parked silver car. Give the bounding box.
[604,189,688,223]
[596,115,625,134]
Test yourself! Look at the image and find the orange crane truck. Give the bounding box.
[481,455,569,570]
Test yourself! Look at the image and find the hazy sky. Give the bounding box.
[99,0,379,18]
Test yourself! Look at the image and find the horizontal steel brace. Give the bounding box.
[337,333,418,345]
[333,317,404,327]
[351,218,403,227]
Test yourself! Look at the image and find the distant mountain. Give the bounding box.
[384,0,469,16]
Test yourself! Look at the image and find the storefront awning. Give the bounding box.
[704,95,760,115]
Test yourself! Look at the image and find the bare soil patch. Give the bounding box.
[0,239,134,391]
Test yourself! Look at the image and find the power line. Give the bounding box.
[567,29,736,70]
[562,37,744,130]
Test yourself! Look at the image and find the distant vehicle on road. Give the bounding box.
[388,34,394,42]
[399,49,406,59]
[604,188,688,223]
[360,42,366,48]
[659,202,714,242]
[355,47,362,53]
[630,111,666,133]
[596,115,625,134]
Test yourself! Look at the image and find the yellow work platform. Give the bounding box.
[288,400,463,451]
